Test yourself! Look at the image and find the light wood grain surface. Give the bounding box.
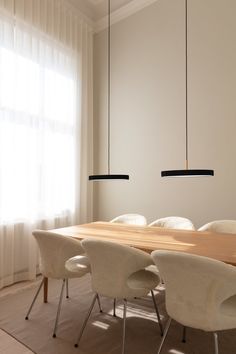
[51,221,236,266]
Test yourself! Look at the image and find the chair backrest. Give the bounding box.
[81,238,153,299]
[32,230,85,279]
[152,250,236,331]
[110,213,147,226]
[198,220,236,234]
[149,216,195,230]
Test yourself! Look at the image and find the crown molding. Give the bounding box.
[65,0,94,28]
[94,0,157,33]
[88,0,104,4]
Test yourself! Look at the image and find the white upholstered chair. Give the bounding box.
[198,220,236,234]
[110,213,147,314]
[71,239,163,354]
[149,216,195,230]
[110,213,147,226]
[25,230,91,338]
[151,250,236,354]
[148,217,195,280]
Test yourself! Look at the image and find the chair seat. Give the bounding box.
[126,269,160,298]
[221,295,236,316]
[65,255,91,275]
[145,264,160,276]
[217,295,236,330]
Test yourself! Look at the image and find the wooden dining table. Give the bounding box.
[42,221,236,302]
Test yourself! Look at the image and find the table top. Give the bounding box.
[50,221,236,266]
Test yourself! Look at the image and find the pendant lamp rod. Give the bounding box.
[89,0,129,181]
[161,0,214,178]
[185,0,188,170]
[108,0,111,175]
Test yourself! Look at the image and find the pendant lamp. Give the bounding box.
[161,0,214,178]
[89,0,129,181]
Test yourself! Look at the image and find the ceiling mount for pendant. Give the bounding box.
[89,0,129,182]
[161,0,214,178]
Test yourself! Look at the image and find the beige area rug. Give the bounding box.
[0,275,235,354]
[0,328,35,353]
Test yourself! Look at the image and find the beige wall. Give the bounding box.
[92,0,236,228]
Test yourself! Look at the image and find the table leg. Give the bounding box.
[43,277,48,303]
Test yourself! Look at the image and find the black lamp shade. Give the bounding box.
[89,174,129,181]
[161,169,214,177]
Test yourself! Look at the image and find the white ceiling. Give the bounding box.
[69,0,156,28]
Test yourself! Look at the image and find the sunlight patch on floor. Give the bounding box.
[92,320,110,330]
[169,349,185,354]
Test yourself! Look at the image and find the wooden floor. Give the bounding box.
[0,329,34,354]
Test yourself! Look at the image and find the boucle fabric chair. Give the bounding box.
[72,239,163,354]
[148,217,195,278]
[110,213,147,314]
[152,250,236,354]
[110,213,147,226]
[25,230,90,338]
[149,216,195,230]
[198,220,236,234]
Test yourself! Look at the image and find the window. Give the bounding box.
[0,23,77,223]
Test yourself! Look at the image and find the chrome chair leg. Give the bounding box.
[213,332,219,354]
[97,294,103,313]
[25,277,44,320]
[151,290,163,336]
[122,299,127,354]
[75,293,98,348]
[66,279,69,298]
[113,298,117,317]
[182,326,186,343]
[157,317,172,354]
[53,279,66,338]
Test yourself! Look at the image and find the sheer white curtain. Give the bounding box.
[0,0,93,289]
